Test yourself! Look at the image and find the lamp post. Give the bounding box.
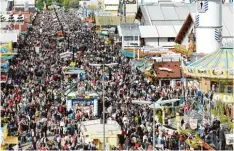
[152,97,163,150]
[89,62,118,150]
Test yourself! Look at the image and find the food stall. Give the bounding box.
[1,125,18,150]
[185,137,214,150]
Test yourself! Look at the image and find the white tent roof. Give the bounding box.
[149,103,162,109]
[0,32,18,43]
[157,99,180,105]
[156,25,177,37]
[139,25,159,38]
[132,100,152,105]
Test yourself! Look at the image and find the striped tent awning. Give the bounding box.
[120,49,137,58]
[182,46,234,79]
[0,55,14,61]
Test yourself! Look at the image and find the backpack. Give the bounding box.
[71,113,75,119]
[88,143,91,150]
[59,105,63,113]
[37,123,41,129]
[54,136,57,141]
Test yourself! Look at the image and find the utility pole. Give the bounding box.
[124,0,126,23]
[89,63,118,150]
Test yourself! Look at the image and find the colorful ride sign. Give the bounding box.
[0,42,13,54]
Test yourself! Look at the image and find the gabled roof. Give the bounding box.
[175,4,233,44]
[136,3,197,26]
[175,13,194,44]
[139,26,159,38]
[135,3,234,33]
[118,24,182,38]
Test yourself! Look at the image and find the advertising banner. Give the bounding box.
[0,42,13,54]
[72,99,94,106]
[0,74,8,83]
[0,61,9,72]
[189,118,198,129]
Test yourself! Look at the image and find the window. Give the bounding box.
[124,36,133,41]
[227,86,233,93]
[168,37,175,42]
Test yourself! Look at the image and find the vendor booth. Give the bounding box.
[1,125,18,150]
[182,46,234,101]
[0,60,9,83]
[80,120,122,150]
[185,137,214,150]
[65,90,99,116]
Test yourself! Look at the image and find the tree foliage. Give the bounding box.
[211,101,234,130]
[36,0,44,11]
[63,0,70,9]
[89,4,97,10]
[69,0,80,8]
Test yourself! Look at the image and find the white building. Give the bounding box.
[117,23,181,48]
[103,0,119,13]
[117,23,141,48]
[134,2,233,48]
[175,3,233,53]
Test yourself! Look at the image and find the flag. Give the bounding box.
[46,75,49,83]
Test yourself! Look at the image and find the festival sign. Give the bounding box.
[0,61,9,72]
[0,74,8,83]
[189,118,198,129]
[0,42,13,54]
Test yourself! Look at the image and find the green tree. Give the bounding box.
[63,0,70,9]
[89,4,97,10]
[54,0,64,6]
[46,0,53,8]
[69,0,80,8]
[36,0,44,11]
[211,101,234,130]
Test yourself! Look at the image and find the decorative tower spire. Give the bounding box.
[195,0,222,54]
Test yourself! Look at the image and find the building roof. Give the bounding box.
[136,3,234,35]
[139,25,158,38]
[95,16,135,26]
[119,23,141,36]
[81,119,121,135]
[153,61,183,78]
[222,4,233,36]
[156,25,177,37]
[175,7,233,44]
[119,24,181,38]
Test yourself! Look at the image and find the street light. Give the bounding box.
[89,62,118,150]
[151,97,163,150]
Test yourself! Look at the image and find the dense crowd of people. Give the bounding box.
[0,9,229,151]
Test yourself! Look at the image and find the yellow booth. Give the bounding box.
[1,125,18,150]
